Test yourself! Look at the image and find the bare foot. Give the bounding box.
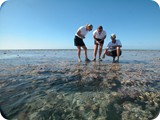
[78,59,82,62]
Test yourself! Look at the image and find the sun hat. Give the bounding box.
[111,34,116,39]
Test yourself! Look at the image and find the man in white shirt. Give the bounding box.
[74,24,93,62]
[102,34,122,63]
[92,26,106,61]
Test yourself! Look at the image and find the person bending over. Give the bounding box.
[74,24,93,62]
[92,26,106,61]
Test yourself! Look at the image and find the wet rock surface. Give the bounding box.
[0,50,160,120]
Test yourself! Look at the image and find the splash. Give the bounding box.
[153,0,160,7]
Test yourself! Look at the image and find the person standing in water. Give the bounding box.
[92,26,106,61]
[74,24,93,62]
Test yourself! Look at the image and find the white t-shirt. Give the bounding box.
[93,30,106,39]
[75,26,88,39]
[107,39,122,51]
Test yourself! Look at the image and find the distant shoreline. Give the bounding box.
[0,49,160,51]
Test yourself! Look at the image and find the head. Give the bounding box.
[111,34,116,40]
[86,24,93,31]
[97,26,103,33]
[110,34,116,43]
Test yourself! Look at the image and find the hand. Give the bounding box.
[96,41,100,44]
[110,46,116,49]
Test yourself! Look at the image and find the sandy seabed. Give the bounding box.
[0,49,160,120]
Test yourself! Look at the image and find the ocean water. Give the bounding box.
[0,49,160,120]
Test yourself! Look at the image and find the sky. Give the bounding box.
[0,0,160,50]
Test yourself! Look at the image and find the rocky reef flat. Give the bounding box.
[0,49,160,120]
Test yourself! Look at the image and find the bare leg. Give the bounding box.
[76,46,81,62]
[116,47,120,62]
[113,56,116,63]
[82,46,88,59]
[102,49,107,59]
[99,44,103,59]
[93,44,98,60]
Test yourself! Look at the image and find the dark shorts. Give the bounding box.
[108,50,122,57]
[94,38,104,45]
[74,36,85,46]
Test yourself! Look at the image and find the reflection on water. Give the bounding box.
[0,50,160,120]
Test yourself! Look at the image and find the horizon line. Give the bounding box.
[0,48,160,51]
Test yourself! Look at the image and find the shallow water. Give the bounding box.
[0,49,160,120]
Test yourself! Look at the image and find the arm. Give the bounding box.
[112,40,122,49]
[93,35,100,44]
[100,35,106,42]
[111,45,121,49]
[117,40,122,47]
[76,30,85,39]
[100,31,107,42]
[117,45,122,47]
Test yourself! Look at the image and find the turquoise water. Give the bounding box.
[0,49,160,120]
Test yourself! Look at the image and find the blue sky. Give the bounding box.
[0,0,160,50]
